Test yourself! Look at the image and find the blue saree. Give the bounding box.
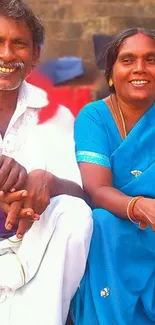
[72,100,155,325]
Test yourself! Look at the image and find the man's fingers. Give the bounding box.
[0,166,20,192]
[19,208,38,219]
[11,168,27,191]
[5,201,22,230]
[0,164,13,190]
[0,202,10,215]
[16,216,40,239]
[0,190,28,204]
[16,219,33,239]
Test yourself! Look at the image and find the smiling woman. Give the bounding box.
[72,28,155,325]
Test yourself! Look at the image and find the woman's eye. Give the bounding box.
[147,58,155,63]
[122,58,133,63]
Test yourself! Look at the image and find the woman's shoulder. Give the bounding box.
[77,99,109,119]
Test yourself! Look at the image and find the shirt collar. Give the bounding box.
[8,80,49,130]
[18,80,49,110]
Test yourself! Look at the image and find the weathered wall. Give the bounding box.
[25,0,155,82]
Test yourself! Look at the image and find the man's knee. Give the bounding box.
[55,195,93,242]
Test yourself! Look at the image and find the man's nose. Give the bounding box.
[0,44,16,62]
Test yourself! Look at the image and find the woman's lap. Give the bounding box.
[72,209,155,325]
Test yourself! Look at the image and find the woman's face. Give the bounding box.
[112,33,155,104]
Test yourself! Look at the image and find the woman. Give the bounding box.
[72,28,155,325]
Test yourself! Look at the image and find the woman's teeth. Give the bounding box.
[131,80,148,85]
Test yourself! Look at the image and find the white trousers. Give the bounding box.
[0,195,92,325]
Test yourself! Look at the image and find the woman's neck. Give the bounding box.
[116,94,154,120]
[112,94,155,134]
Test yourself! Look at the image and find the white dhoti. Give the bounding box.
[0,195,92,325]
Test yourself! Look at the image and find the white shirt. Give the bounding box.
[0,81,82,186]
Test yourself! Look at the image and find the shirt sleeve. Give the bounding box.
[74,103,111,169]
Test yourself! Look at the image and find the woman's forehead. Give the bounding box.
[118,33,155,55]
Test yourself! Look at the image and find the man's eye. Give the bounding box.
[15,40,27,46]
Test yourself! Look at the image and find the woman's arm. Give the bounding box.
[79,162,132,219]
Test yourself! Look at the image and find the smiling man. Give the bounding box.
[0,1,92,325]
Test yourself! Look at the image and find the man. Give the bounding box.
[0,1,92,324]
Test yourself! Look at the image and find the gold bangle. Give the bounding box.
[127,196,143,224]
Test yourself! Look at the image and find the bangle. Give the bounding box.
[127,196,143,224]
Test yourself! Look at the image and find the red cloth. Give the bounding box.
[26,70,92,124]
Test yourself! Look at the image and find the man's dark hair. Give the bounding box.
[0,0,45,47]
[102,28,155,93]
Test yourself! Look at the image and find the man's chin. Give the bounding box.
[0,81,23,91]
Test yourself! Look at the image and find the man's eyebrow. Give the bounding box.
[0,35,29,42]
[12,37,29,42]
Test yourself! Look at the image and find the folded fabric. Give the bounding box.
[39,57,84,84]
[93,34,113,69]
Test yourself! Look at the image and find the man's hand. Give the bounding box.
[0,155,27,193]
[23,169,52,215]
[10,170,52,238]
[0,191,39,238]
[5,201,40,239]
[0,190,28,213]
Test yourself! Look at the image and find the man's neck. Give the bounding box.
[0,89,19,113]
[0,89,19,138]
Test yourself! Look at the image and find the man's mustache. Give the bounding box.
[0,61,24,69]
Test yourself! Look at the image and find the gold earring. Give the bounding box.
[109,79,113,87]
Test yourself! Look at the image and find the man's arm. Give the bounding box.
[47,172,85,199]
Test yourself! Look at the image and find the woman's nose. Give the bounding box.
[133,59,146,74]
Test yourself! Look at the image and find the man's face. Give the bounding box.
[0,15,40,91]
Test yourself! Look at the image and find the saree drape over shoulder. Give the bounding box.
[72,100,155,325]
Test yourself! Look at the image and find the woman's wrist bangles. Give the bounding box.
[127,196,143,224]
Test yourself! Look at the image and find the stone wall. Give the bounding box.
[25,0,155,82]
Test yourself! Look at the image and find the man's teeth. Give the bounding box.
[0,67,16,73]
[131,80,148,85]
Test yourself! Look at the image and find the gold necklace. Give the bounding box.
[110,95,127,139]
[117,100,127,138]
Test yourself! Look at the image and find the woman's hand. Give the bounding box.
[0,155,27,193]
[133,197,155,231]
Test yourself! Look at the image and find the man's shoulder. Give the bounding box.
[23,80,49,109]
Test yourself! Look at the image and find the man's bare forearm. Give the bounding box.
[47,172,85,200]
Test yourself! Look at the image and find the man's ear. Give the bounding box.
[32,45,41,68]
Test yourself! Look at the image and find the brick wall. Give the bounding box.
[25,0,155,82]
